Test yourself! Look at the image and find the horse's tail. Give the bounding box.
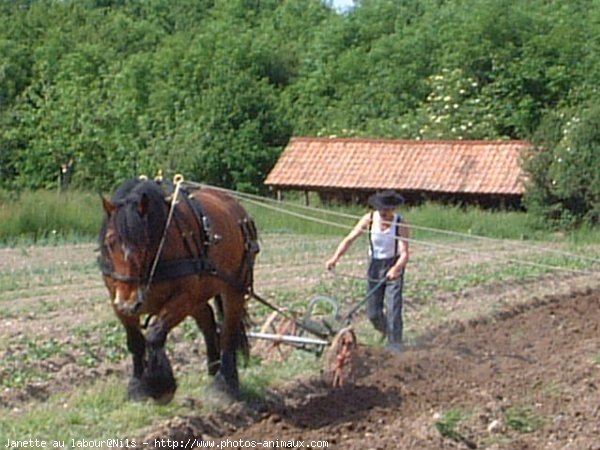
[240,216,260,293]
[238,310,251,364]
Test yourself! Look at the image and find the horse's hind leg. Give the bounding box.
[193,300,220,376]
[214,289,247,397]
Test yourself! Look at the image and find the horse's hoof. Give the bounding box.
[127,378,150,402]
[208,373,240,404]
[140,374,177,404]
[153,390,175,405]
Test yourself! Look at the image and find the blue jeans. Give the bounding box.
[366,257,404,345]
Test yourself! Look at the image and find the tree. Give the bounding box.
[524,104,600,227]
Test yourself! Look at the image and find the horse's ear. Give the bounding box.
[138,193,150,216]
[101,195,115,216]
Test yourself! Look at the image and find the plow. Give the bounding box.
[247,278,386,388]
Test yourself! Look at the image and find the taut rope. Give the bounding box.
[143,174,184,296]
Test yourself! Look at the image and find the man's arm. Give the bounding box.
[325,213,371,270]
[387,220,410,279]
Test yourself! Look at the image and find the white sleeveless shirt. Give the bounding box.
[369,211,400,259]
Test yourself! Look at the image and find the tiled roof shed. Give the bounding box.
[265,138,531,203]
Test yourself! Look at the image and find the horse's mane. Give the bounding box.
[100,179,168,250]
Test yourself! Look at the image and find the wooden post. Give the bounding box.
[304,190,309,206]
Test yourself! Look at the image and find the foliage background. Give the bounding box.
[0,0,598,224]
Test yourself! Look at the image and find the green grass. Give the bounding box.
[410,203,545,241]
[0,261,98,297]
[0,376,174,442]
[0,190,102,245]
[2,189,600,246]
[505,406,545,433]
[0,351,320,445]
[434,408,471,442]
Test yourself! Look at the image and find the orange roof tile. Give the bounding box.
[265,137,530,195]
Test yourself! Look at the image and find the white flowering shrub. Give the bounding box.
[403,68,500,140]
[524,104,600,227]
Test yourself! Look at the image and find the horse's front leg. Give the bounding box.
[115,311,148,401]
[141,316,177,404]
[141,297,190,404]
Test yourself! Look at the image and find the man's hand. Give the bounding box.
[386,265,404,280]
[325,257,338,271]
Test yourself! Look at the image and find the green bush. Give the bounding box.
[524,103,600,228]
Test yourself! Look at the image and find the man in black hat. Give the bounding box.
[325,190,410,352]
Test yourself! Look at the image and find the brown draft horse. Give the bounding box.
[98,178,259,403]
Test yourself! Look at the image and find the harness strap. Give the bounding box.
[180,190,212,251]
[368,211,374,256]
[100,251,239,289]
[143,178,183,292]
[151,257,215,282]
[395,213,402,256]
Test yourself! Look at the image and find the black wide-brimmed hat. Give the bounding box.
[368,190,405,209]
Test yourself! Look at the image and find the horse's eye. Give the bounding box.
[105,233,118,251]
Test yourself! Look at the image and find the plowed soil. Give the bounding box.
[145,289,600,450]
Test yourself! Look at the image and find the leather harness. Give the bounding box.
[99,182,258,295]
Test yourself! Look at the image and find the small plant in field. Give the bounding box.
[24,338,65,361]
[99,325,127,353]
[434,408,469,441]
[592,353,600,366]
[77,342,100,368]
[0,337,65,388]
[1,366,48,388]
[537,380,565,399]
[73,320,128,365]
[423,304,447,322]
[505,406,545,433]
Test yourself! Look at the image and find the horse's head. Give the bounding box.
[99,180,168,315]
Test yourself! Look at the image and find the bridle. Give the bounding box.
[108,270,145,285]
[102,176,184,311]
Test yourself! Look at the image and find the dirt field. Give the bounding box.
[1,239,599,449]
[144,289,600,450]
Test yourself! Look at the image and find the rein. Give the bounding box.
[142,175,184,295]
